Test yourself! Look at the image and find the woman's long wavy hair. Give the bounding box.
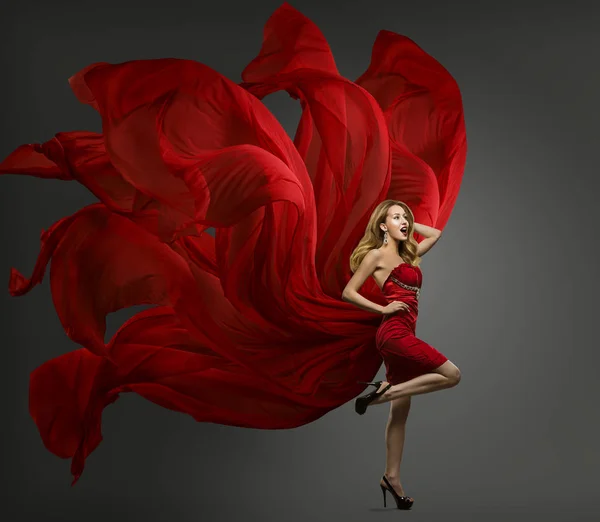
[349,200,420,273]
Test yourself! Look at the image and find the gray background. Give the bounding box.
[1,0,598,521]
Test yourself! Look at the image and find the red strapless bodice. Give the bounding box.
[376,263,423,346]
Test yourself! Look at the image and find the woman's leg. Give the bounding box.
[383,397,413,500]
[371,360,461,406]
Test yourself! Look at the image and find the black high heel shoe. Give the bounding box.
[354,380,392,415]
[380,475,414,510]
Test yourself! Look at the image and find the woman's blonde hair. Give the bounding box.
[349,200,420,273]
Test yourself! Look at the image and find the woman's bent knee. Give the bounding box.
[449,367,461,386]
[434,361,461,386]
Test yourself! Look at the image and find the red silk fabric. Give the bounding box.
[0,3,466,484]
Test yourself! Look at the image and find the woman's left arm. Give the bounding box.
[413,222,442,256]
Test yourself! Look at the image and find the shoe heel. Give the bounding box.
[357,380,381,388]
[380,484,387,507]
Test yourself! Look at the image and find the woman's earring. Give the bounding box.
[384,231,388,244]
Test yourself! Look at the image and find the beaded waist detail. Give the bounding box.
[389,275,421,300]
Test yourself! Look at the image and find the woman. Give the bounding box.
[342,199,462,510]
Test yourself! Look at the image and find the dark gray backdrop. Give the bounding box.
[1,0,598,521]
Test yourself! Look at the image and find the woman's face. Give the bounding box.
[383,205,409,241]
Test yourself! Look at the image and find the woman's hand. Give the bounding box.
[381,301,410,316]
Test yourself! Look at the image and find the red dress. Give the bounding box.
[376,263,448,384]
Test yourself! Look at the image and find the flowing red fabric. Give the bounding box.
[0,2,466,484]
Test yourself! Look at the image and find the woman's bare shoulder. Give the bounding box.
[360,248,384,273]
[364,248,383,263]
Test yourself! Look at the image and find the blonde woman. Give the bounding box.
[342,199,462,510]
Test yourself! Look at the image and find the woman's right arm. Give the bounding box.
[342,250,385,315]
